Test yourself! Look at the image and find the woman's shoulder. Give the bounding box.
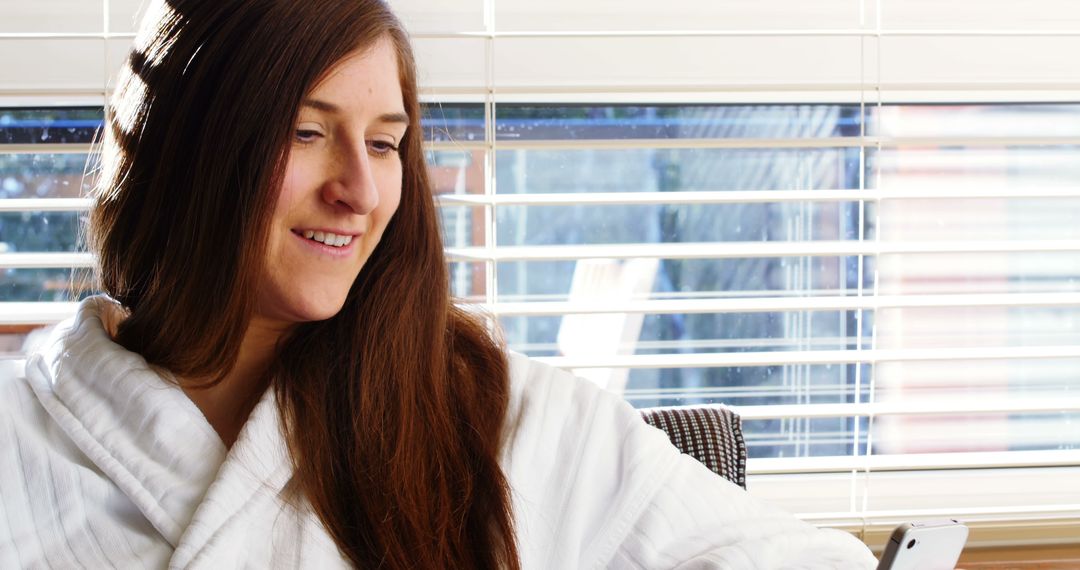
[0,302,131,473]
[0,357,39,416]
[0,352,70,471]
[0,326,60,442]
[499,350,670,476]
[498,351,702,567]
[502,351,641,437]
[504,351,624,407]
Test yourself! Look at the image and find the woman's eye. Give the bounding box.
[294,129,322,144]
[368,140,400,157]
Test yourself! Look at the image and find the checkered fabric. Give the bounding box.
[639,406,747,489]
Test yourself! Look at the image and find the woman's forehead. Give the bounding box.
[309,37,402,107]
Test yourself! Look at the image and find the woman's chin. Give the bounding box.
[294,298,349,323]
[257,293,350,326]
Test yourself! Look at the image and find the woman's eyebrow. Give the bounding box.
[301,98,409,125]
[302,98,340,113]
[378,112,410,125]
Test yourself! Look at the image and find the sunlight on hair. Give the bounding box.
[109,65,148,138]
[97,62,148,205]
[108,0,178,142]
[133,0,184,68]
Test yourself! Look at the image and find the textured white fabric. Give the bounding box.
[0,296,877,569]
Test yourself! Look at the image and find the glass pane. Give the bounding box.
[873,145,1080,190]
[448,261,487,301]
[875,358,1080,401]
[494,201,868,246]
[421,103,484,143]
[496,147,862,194]
[877,251,1080,295]
[872,103,1080,138]
[623,363,871,408]
[876,307,1080,350]
[500,310,871,358]
[743,416,866,459]
[877,197,1080,242]
[426,149,484,195]
[426,148,486,249]
[870,412,1080,455]
[496,104,863,141]
[0,267,94,302]
[0,211,82,253]
[438,204,483,248]
[494,256,875,302]
[873,355,1080,454]
[0,154,94,199]
[0,107,103,144]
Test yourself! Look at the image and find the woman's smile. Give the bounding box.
[290,228,363,257]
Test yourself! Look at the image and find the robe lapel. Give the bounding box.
[168,387,294,569]
[25,298,228,548]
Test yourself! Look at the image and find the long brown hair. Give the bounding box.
[89,1,519,567]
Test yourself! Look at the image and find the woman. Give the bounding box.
[0,0,877,568]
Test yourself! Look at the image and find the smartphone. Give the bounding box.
[876,519,969,570]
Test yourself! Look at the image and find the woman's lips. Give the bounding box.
[290,228,361,257]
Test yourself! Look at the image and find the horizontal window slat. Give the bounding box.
[10,291,1080,328]
[8,136,1080,154]
[7,86,1080,102]
[481,292,1080,315]
[749,450,1080,474]
[535,345,1080,368]
[0,33,135,40]
[412,82,1080,96]
[0,252,92,268]
[0,301,79,326]
[2,187,1076,217]
[488,136,866,149]
[1,30,1064,42]
[0,143,92,154]
[427,89,1080,105]
[7,305,1080,368]
[446,240,1080,261]
[0,198,92,212]
[415,29,1080,38]
[480,135,1080,149]
[6,242,1077,268]
[438,190,872,206]
[730,398,1080,420]
[437,187,1080,206]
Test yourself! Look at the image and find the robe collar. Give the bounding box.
[24,296,294,556]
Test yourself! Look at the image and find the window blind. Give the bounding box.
[3,0,1080,552]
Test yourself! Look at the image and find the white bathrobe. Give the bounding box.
[0,297,876,569]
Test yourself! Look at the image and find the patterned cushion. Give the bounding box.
[639,406,747,489]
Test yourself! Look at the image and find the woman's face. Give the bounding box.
[256,37,407,328]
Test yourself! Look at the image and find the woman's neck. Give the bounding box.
[182,318,289,448]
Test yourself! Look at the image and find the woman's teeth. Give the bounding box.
[302,230,353,247]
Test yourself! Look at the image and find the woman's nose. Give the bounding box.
[321,145,380,214]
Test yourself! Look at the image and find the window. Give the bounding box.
[419,102,1080,549]
[3,0,1080,553]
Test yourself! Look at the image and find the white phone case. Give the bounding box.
[876,519,969,570]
